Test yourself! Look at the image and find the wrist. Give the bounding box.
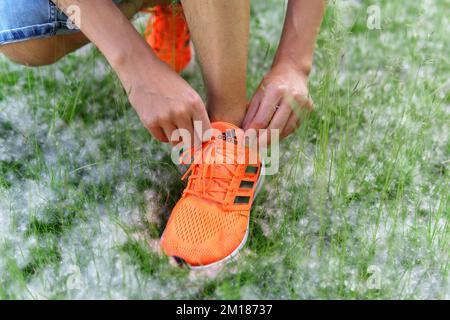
[272,57,311,79]
[273,48,313,76]
[109,41,154,72]
[110,43,162,93]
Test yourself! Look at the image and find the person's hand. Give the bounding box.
[242,63,313,144]
[116,52,211,147]
[52,0,211,147]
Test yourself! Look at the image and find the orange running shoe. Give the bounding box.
[161,122,265,269]
[143,4,193,73]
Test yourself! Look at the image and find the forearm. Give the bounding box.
[53,0,156,72]
[273,0,326,76]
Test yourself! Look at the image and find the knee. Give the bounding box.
[0,40,62,67]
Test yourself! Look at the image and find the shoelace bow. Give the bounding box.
[181,139,241,207]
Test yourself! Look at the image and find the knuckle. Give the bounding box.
[253,119,266,129]
[275,83,287,94]
[186,93,202,108]
[293,93,314,111]
[162,114,173,124]
[154,114,165,124]
[292,92,303,101]
[143,117,157,129]
[266,84,280,96]
[191,102,203,113]
[171,107,186,118]
[150,114,168,127]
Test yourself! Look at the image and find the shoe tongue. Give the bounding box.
[189,122,242,196]
[211,122,244,146]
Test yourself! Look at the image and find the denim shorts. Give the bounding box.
[0,0,122,45]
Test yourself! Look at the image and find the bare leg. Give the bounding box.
[0,0,169,66]
[180,0,250,127]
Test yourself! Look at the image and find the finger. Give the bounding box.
[247,89,283,130]
[263,100,292,145]
[291,93,314,116]
[268,100,293,130]
[176,116,195,149]
[280,112,301,140]
[284,93,313,136]
[149,127,169,143]
[192,103,212,143]
[162,124,179,146]
[242,90,262,130]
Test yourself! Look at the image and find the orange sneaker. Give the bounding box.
[161,122,265,269]
[143,4,193,73]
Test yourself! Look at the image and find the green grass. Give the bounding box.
[0,0,448,299]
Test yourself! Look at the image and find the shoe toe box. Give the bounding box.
[161,196,248,267]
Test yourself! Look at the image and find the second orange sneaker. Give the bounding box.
[143,4,194,73]
[161,122,264,269]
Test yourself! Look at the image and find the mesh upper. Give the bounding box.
[174,199,243,244]
[161,195,249,266]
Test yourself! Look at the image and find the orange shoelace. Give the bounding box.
[181,139,242,208]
